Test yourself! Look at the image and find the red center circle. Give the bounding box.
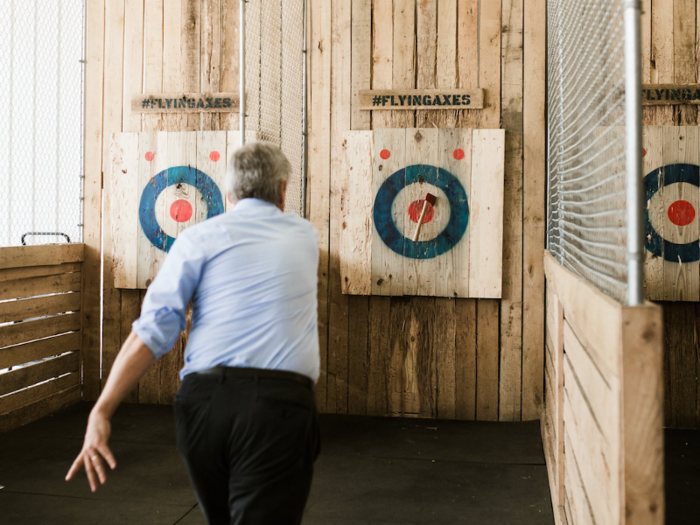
[408,199,435,224]
[210,151,221,162]
[380,149,391,160]
[170,199,193,223]
[453,148,465,160]
[145,151,155,162]
[668,200,696,227]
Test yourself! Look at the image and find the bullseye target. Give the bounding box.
[373,164,469,259]
[139,166,225,252]
[644,163,700,263]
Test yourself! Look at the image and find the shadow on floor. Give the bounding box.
[0,403,554,525]
[666,428,700,525]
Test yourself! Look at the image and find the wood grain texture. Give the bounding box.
[371,0,393,129]
[0,353,80,398]
[0,385,81,433]
[0,272,82,302]
[0,313,81,349]
[476,300,499,421]
[359,90,484,111]
[0,245,84,270]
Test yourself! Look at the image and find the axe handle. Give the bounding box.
[412,201,430,242]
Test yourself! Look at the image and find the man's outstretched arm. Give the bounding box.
[65,332,156,492]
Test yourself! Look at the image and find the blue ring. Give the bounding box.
[373,164,469,260]
[139,166,224,252]
[644,163,700,263]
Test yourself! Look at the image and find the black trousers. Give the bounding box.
[174,368,320,525]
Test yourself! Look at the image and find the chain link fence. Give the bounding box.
[547,0,629,302]
[0,0,85,248]
[244,0,306,217]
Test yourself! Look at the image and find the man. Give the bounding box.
[66,142,321,525]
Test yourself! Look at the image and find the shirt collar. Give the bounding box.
[232,198,281,215]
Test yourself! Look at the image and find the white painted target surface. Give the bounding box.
[391,183,450,242]
[154,184,208,239]
[647,182,699,245]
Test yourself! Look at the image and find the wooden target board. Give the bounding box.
[644,126,700,301]
[110,131,251,289]
[340,128,505,298]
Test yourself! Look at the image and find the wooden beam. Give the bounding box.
[0,244,84,270]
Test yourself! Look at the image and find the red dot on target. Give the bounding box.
[210,151,221,162]
[170,199,193,223]
[408,199,435,224]
[145,151,155,162]
[668,200,696,227]
[642,148,647,158]
[453,148,465,160]
[380,149,391,160]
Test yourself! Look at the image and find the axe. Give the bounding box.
[411,193,437,242]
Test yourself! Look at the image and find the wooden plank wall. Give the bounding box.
[309,0,546,420]
[642,0,700,429]
[543,253,664,525]
[84,0,547,419]
[84,0,240,402]
[0,245,84,431]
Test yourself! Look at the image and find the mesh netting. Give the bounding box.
[547,0,628,302]
[244,0,306,217]
[0,0,84,247]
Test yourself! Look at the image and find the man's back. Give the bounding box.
[134,198,320,381]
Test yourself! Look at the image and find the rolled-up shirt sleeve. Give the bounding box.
[132,231,206,359]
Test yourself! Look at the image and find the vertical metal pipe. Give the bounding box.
[624,0,644,305]
[240,0,246,147]
[301,0,308,218]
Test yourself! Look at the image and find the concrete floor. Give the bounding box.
[0,403,557,524]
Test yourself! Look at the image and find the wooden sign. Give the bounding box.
[110,130,256,289]
[358,89,485,110]
[340,128,505,299]
[642,84,700,105]
[643,126,700,302]
[132,93,239,113]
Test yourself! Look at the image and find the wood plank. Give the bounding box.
[181,0,202,131]
[649,0,675,125]
[415,298,437,418]
[0,263,81,283]
[563,321,619,444]
[101,0,126,398]
[641,0,651,84]
[469,129,505,298]
[0,313,81,349]
[82,0,106,401]
[0,245,84,270]
[673,0,697,123]
[563,432,597,525]
[391,0,415,128]
[476,300,499,421]
[111,132,140,288]
[0,293,82,324]
[621,304,665,523]
[132,93,238,114]
[415,0,437,129]
[196,131,228,214]
[643,126,664,300]
[564,358,621,525]
[479,0,502,128]
[308,0,332,412]
[0,384,81,433]
[546,285,565,506]
[435,298,457,419]
[388,297,411,415]
[436,0,458,128]
[457,0,479,128]
[367,296,391,416]
[351,0,371,130]
[403,128,439,297]
[0,332,81,372]
[348,295,369,415]
[371,0,393,129]
[522,0,546,421]
[455,299,477,420]
[544,252,622,378]
[642,84,700,105]
[438,128,471,298]
[143,0,164,132]
[0,352,80,397]
[340,131,373,295]
[0,272,82,302]
[200,0,222,130]
[123,0,144,131]
[663,302,698,428]
[219,0,239,130]
[327,0,352,415]
[662,126,699,300]
[0,373,79,416]
[371,128,405,296]
[359,89,484,111]
[499,0,524,422]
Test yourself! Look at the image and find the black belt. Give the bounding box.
[194,366,314,389]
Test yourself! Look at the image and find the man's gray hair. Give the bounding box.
[226,141,291,204]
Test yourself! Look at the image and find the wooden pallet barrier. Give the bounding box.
[0,244,84,432]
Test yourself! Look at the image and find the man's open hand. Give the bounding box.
[65,411,117,492]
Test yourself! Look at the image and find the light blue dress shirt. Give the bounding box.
[132,198,320,381]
